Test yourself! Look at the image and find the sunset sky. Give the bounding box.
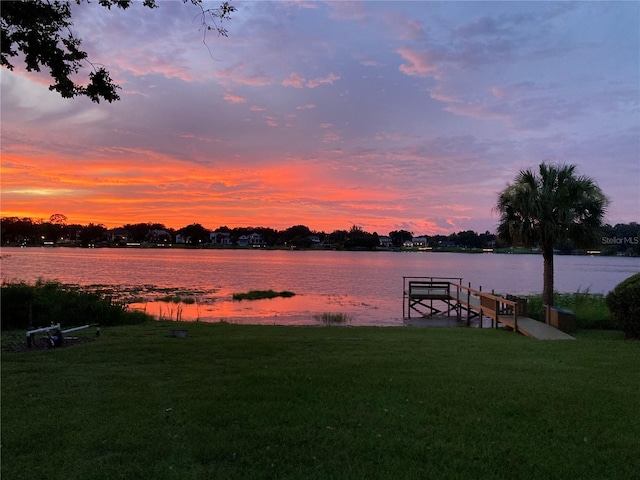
[1,1,639,235]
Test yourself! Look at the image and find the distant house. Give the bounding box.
[238,232,265,247]
[308,235,321,245]
[210,231,232,246]
[249,232,264,246]
[147,229,172,244]
[412,236,428,248]
[236,235,248,246]
[109,228,130,245]
[379,236,393,248]
[175,234,189,244]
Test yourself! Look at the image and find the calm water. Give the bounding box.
[2,248,638,326]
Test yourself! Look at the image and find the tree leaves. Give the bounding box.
[496,162,609,250]
[1,0,235,103]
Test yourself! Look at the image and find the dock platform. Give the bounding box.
[403,277,574,340]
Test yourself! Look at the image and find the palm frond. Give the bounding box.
[495,162,609,249]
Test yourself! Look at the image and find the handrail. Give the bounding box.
[402,277,462,318]
[403,276,462,293]
[403,276,463,282]
[450,283,518,332]
[451,283,517,305]
[404,277,520,333]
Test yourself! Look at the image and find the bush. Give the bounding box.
[606,273,640,339]
[1,280,152,330]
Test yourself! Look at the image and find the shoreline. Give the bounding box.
[2,244,635,256]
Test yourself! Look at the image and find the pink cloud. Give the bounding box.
[223,93,247,104]
[282,73,306,88]
[283,72,340,89]
[307,73,340,88]
[397,47,438,77]
[217,64,271,87]
[264,116,278,127]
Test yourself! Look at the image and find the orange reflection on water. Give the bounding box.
[130,292,393,326]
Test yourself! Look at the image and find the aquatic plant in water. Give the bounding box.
[232,290,296,301]
[314,312,351,325]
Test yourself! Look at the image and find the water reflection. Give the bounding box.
[130,291,397,326]
[2,248,638,326]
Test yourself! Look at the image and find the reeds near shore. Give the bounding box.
[524,290,612,329]
[314,312,351,325]
[0,280,152,330]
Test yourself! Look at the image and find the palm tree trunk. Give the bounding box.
[542,245,555,321]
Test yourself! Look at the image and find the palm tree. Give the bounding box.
[496,162,609,309]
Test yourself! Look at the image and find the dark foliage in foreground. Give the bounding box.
[0,280,151,331]
[606,273,640,339]
[1,0,235,103]
[525,291,613,330]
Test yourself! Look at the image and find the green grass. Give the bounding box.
[525,290,613,329]
[232,289,296,301]
[2,323,638,480]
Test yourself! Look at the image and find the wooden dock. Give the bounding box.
[403,277,575,340]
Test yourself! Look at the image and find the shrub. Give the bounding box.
[1,280,152,330]
[605,273,640,339]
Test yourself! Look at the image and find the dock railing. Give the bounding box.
[403,277,462,318]
[404,277,520,333]
[450,283,519,332]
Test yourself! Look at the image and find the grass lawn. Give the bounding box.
[2,323,639,480]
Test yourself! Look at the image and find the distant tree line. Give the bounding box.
[0,215,637,255]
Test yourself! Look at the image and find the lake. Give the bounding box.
[1,248,638,326]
